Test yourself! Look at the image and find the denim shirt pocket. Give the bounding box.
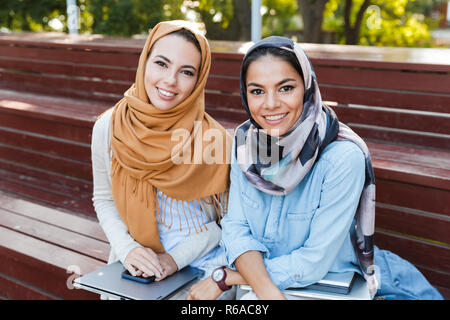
[240,191,260,209]
[285,208,316,247]
[287,208,316,221]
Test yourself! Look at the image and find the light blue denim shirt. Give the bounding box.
[221,140,365,290]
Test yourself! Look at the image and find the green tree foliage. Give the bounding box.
[88,0,184,36]
[323,0,442,47]
[262,0,299,37]
[0,0,66,32]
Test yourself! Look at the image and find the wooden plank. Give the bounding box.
[0,167,92,201]
[335,104,450,135]
[0,44,140,68]
[0,179,95,216]
[0,159,92,194]
[315,66,450,94]
[321,85,450,113]
[0,88,110,120]
[349,125,450,150]
[0,192,106,242]
[375,230,450,272]
[376,178,450,216]
[0,71,131,96]
[0,143,92,181]
[0,226,104,299]
[0,127,91,163]
[0,56,136,82]
[0,111,93,144]
[210,58,242,77]
[0,209,109,261]
[0,273,58,300]
[369,141,450,170]
[205,92,243,111]
[206,75,240,93]
[375,204,450,244]
[373,159,450,191]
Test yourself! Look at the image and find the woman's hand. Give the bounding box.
[123,246,164,278]
[186,278,222,300]
[155,252,178,281]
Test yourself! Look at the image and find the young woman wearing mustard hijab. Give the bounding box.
[91,20,234,299]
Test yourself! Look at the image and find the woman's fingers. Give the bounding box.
[124,247,164,278]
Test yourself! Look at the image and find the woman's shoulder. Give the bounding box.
[319,140,365,170]
[92,108,114,139]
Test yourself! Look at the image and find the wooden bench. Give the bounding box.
[0,191,109,299]
[0,32,449,299]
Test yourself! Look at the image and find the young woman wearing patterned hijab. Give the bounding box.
[187,36,443,300]
[91,21,234,299]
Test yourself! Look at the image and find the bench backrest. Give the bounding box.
[1,35,449,151]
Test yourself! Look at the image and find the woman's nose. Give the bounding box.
[265,91,279,109]
[163,70,177,86]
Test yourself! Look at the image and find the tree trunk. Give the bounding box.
[297,0,330,43]
[344,0,371,45]
[230,0,251,41]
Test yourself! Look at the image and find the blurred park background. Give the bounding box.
[1,0,449,48]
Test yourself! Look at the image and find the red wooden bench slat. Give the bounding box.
[375,205,450,244]
[373,159,450,191]
[321,86,450,113]
[0,192,104,242]
[0,71,131,96]
[0,273,57,300]
[0,44,140,67]
[0,127,91,163]
[375,230,450,276]
[377,178,450,216]
[350,125,450,150]
[0,159,92,193]
[369,141,450,170]
[0,179,94,215]
[0,111,93,144]
[0,167,91,201]
[0,56,136,82]
[0,143,92,181]
[335,105,450,135]
[315,66,450,94]
[0,226,105,299]
[206,75,240,93]
[0,209,109,262]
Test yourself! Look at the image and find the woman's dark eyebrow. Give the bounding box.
[154,55,171,64]
[154,55,197,71]
[247,78,297,88]
[277,78,297,86]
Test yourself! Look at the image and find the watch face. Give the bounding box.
[212,269,225,282]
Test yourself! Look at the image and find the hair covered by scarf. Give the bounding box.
[109,21,231,254]
[235,36,378,295]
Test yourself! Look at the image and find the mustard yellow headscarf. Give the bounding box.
[109,21,231,253]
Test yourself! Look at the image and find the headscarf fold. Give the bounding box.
[109,21,231,253]
[235,36,378,295]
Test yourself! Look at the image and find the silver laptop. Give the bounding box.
[74,261,203,300]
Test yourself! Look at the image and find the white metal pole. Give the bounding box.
[66,0,79,34]
[251,0,262,42]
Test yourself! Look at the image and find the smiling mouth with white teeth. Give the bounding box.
[264,113,287,121]
[158,88,176,97]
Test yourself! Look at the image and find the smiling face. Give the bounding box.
[245,54,305,136]
[144,33,201,111]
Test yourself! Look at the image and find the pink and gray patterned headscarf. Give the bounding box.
[235,36,378,294]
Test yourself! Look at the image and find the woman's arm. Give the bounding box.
[235,251,286,299]
[263,142,366,289]
[92,110,223,276]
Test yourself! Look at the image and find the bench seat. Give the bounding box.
[0,33,448,299]
[0,191,108,299]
